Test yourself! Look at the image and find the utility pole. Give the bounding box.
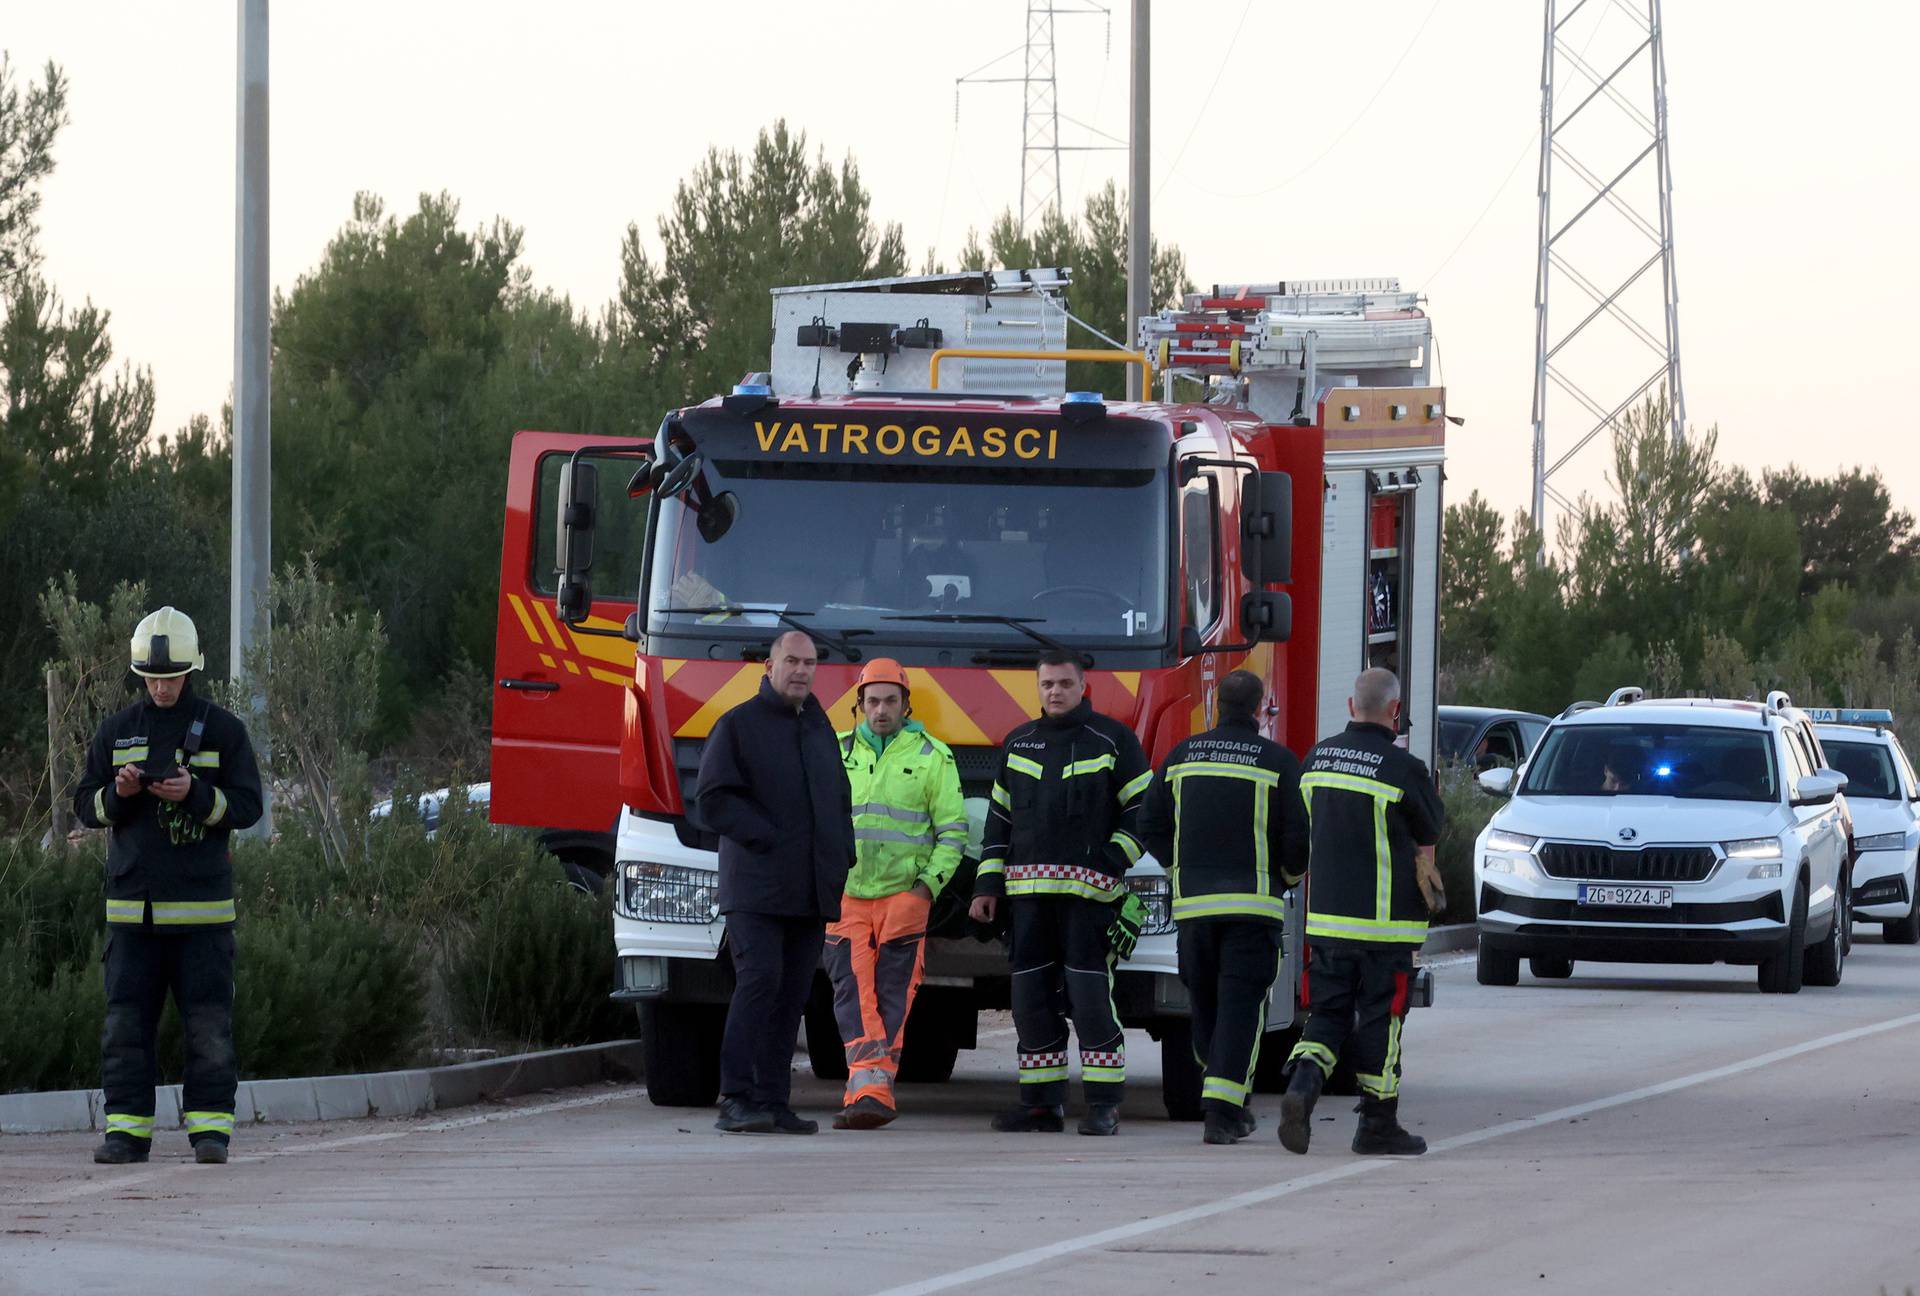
[233,0,272,834]
[1125,0,1149,400]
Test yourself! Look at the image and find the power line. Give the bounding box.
[1152,0,1254,201]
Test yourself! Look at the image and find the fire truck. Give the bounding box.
[489,269,1447,1117]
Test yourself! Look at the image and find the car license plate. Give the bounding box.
[1578,884,1673,908]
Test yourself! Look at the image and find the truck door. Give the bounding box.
[491,430,648,832]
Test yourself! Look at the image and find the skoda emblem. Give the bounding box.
[1618,827,1639,842]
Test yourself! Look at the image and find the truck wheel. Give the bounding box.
[1477,943,1521,986]
[803,987,849,1082]
[1758,882,1807,995]
[638,1001,724,1107]
[1158,1020,1205,1122]
[898,992,969,1084]
[1251,1022,1305,1094]
[1529,956,1574,980]
[1884,895,1920,945]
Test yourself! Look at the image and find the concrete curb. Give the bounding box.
[1421,922,1479,955]
[0,1040,644,1136]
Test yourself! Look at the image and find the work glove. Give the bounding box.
[1107,891,1146,962]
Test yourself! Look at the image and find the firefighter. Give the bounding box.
[968,649,1151,1136]
[73,607,263,1166]
[1138,669,1309,1145]
[1279,667,1445,1157]
[824,658,968,1129]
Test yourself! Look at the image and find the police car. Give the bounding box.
[1811,711,1920,944]
[1472,688,1852,994]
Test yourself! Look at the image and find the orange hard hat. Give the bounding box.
[856,657,911,698]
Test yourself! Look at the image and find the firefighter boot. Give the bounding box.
[1278,1062,1324,1155]
[193,1138,229,1165]
[990,1104,1066,1132]
[833,1096,896,1130]
[1351,1097,1427,1156]
[1077,1103,1120,1136]
[92,1136,149,1165]
[1202,1102,1246,1145]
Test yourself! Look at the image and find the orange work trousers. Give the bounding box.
[823,889,931,1110]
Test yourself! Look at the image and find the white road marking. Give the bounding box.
[865,1008,1920,1296]
[21,1086,646,1205]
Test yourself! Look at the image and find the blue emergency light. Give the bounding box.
[1805,708,1895,726]
[731,382,773,397]
[1063,391,1103,404]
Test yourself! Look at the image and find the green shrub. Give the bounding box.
[1435,762,1501,926]
[0,933,105,1092]
[445,862,626,1050]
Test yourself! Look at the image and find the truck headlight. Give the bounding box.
[1124,874,1175,935]
[618,861,719,924]
[1854,831,1908,852]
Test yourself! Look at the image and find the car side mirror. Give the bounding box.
[1477,767,1516,797]
[1814,767,1850,793]
[1793,773,1841,807]
[555,459,599,624]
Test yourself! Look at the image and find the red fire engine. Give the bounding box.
[490,270,1446,1116]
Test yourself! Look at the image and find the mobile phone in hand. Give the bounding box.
[139,765,182,786]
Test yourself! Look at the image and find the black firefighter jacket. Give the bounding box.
[73,683,264,930]
[1139,714,1309,925]
[696,677,854,921]
[1300,720,1445,946]
[975,697,1151,903]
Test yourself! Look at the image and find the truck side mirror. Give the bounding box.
[1241,590,1291,644]
[1242,471,1293,584]
[555,459,598,624]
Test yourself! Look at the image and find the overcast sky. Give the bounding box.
[9,1,1918,524]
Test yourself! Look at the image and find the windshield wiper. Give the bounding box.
[880,613,1088,665]
[662,606,867,661]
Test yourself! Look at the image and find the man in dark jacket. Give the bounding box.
[695,630,853,1135]
[969,649,1150,1136]
[1280,667,1445,1157]
[1139,669,1309,1146]
[74,606,263,1166]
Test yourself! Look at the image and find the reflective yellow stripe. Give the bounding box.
[1169,761,1281,787]
[106,1113,155,1137]
[150,899,237,925]
[1065,754,1116,778]
[1109,831,1143,864]
[1305,913,1428,943]
[1288,1039,1337,1078]
[851,801,930,824]
[206,786,228,827]
[1005,754,1045,780]
[184,1110,235,1135]
[991,782,1010,808]
[1202,1076,1250,1104]
[94,789,110,824]
[854,826,933,846]
[187,752,220,769]
[1357,1015,1405,1098]
[975,858,1006,877]
[1005,877,1121,901]
[114,746,150,763]
[1172,892,1289,922]
[1018,1066,1069,1084]
[1081,1065,1126,1082]
[1119,769,1153,802]
[105,899,146,925]
[1300,771,1403,802]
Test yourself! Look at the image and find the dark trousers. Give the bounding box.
[721,910,825,1110]
[1287,942,1414,1100]
[1177,919,1284,1111]
[1009,895,1124,1106]
[102,924,237,1146]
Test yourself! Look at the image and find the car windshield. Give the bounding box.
[1437,718,1477,762]
[1821,739,1900,799]
[646,461,1170,648]
[1521,723,1779,802]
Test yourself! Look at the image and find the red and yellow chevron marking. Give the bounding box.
[505,593,636,686]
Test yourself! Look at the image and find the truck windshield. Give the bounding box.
[1820,739,1899,799]
[1521,723,1779,802]
[645,461,1169,649]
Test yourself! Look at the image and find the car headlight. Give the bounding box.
[618,861,719,924]
[1747,861,1783,879]
[1486,829,1539,853]
[1722,837,1783,860]
[1854,831,1908,852]
[1124,873,1175,935]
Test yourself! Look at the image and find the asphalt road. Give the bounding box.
[5,937,1918,1296]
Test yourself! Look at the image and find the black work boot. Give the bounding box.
[1077,1103,1120,1136]
[92,1136,150,1166]
[1202,1102,1246,1145]
[192,1138,229,1165]
[990,1103,1066,1132]
[1351,1097,1427,1156]
[1278,1063,1325,1155]
[767,1105,818,1135]
[714,1097,775,1134]
[832,1096,896,1130]
[1233,1106,1258,1139]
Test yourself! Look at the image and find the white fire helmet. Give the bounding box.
[130,606,205,679]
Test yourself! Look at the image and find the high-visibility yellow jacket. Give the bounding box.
[838,720,968,900]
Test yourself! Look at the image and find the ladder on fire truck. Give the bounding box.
[1138,278,1432,424]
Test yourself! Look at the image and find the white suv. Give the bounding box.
[1473,688,1852,994]
[1813,713,1920,944]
